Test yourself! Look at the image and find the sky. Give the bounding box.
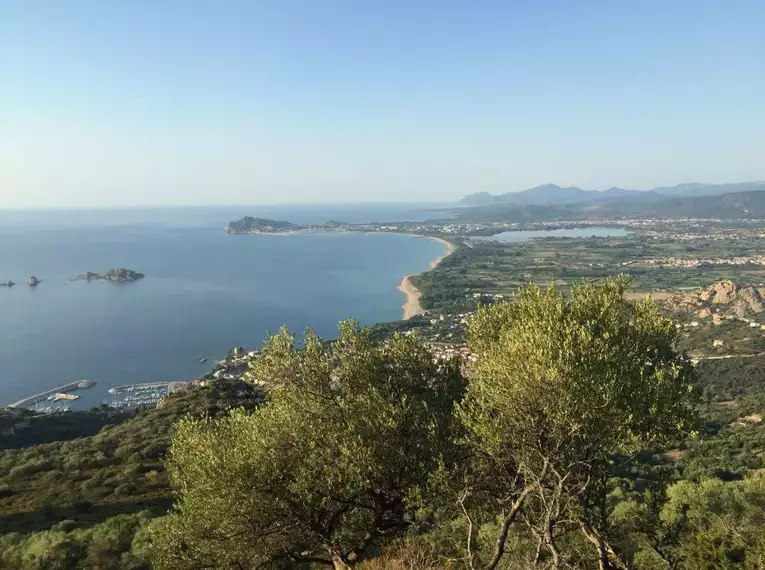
[1,0,765,208]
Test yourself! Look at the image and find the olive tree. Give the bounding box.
[147,320,465,570]
[460,278,695,569]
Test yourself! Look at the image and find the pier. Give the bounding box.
[8,380,96,409]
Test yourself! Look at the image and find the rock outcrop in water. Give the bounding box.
[78,268,145,282]
[27,276,40,287]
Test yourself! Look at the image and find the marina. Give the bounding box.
[7,379,191,412]
[107,381,189,409]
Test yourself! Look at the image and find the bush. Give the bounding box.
[114,483,138,497]
[72,499,93,514]
[8,458,54,479]
[38,503,57,519]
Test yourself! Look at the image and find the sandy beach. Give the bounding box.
[397,236,456,320]
[240,229,455,320]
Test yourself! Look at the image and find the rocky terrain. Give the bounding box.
[664,280,765,321]
[78,268,145,282]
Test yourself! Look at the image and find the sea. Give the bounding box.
[0,204,449,410]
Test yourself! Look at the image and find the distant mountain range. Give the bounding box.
[459,182,765,207]
[453,189,765,222]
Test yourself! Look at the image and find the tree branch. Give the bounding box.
[458,488,477,570]
[485,458,549,570]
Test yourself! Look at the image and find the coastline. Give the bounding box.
[224,227,455,320]
[397,236,456,320]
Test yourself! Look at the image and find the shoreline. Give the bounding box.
[397,236,456,320]
[229,228,456,320]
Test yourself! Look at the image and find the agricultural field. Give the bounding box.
[414,225,765,311]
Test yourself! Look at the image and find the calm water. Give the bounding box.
[0,205,446,408]
[474,226,629,242]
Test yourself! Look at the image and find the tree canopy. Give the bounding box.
[459,278,696,569]
[147,321,465,570]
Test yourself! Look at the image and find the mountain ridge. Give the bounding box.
[454,189,765,222]
[460,181,765,206]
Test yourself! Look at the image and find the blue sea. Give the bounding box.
[0,204,448,409]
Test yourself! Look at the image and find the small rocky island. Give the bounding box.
[27,276,40,287]
[226,217,306,234]
[78,268,145,282]
[0,280,14,287]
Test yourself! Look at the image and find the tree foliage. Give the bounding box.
[460,278,696,569]
[0,512,152,570]
[147,321,465,570]
[659,474,765,569]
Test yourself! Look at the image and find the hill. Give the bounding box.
[652,181,765,197]
[460,181,765,207]
[226,216,305,234]
[460,183,641,206]
[0,408,131,450]
[0,379,264,536]
[455,189,765,221]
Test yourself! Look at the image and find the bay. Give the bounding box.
[0,205,446,409]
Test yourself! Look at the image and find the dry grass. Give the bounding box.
[662,449,683,462]
[360,542,458,570]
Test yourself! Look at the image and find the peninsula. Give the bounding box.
[225,216,448,236]
[226,217,306,234]
[78,268,145,282]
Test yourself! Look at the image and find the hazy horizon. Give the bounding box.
[3,0,765,208]
[3,181,765,212]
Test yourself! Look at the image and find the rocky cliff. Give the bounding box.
[664,280,765,320]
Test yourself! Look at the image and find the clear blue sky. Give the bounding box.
[2,0,764,207]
